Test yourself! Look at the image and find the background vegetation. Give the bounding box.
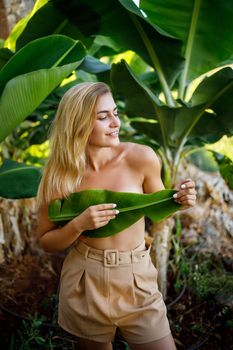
[0,0,232,349]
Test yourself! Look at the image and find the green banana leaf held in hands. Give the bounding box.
[48,189,181,238]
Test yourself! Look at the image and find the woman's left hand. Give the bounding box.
[173,178,197,209]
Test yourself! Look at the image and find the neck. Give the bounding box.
[87,145,115,172]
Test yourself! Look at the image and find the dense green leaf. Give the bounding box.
[0,36,86,142]
[111,60,176,147]
[173,67,233,142]
[212,152,233,190]
[0,63,80,143]
[5,0,48,51]
[16,1,93,50]
[78,55,110,74]
[140,0,233,88]
[0,160,41,198]
[0,48,14,70]
[111,60,160,117]
[17,0,184,87]
[0,35,85,95]
[48,188,180,237]
[187,149,218,172]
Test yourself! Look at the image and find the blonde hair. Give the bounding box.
[36,82,110,207]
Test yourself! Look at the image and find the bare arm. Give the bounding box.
[138,145,196,207]
[36,202,119,252]
[139,145,165,194]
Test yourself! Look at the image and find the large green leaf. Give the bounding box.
[0,36,86,143]
[0,160,41,199]
[0,64,79,143]
[111,60,177,148]
[111,61,233,151]
[79,55,110,74]
[17,0,184,90]
[5,0,48,51]
[140,0,233,97]
[15,1,93,51]
[48,189,180,237]
[174,67,233,142]
[0,48,14,70]
[111,60,160,117]
[0,35,85,95]
[212,152,233,190]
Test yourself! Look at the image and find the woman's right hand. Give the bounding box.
[71,203,119,231]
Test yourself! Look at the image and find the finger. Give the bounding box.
[176,194,196,203]
[97,214,116,222]
[174,188,196,198]
[97,219,112,227]
[181,199,196,208]
[98,209,119,217]
[180,180,195,189]
[93,203,117,210]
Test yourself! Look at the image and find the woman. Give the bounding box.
[36,82,196,350]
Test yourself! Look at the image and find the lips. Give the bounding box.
[107,131,119,136]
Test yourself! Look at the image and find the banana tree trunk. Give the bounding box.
[0,197,38,263]
[0,0,9,39]
[150,217,175,299]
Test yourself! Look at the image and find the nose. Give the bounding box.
[110,114,120,128]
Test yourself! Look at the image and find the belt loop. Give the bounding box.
[76,240,90,259]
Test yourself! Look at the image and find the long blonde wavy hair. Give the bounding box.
[36,82,110,207]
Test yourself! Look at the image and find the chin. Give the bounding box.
[104,138,120,147]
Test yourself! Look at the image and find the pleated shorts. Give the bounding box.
[58,239,171,344]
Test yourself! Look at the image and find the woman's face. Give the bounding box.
[89,92,121,147]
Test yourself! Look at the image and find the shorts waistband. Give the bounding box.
[74,240,150,267]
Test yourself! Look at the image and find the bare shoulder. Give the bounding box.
[120,142,164,193]
[121,142,161,168]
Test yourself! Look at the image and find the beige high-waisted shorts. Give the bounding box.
[58,239,171,344]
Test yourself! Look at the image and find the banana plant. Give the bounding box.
[48,189,181,237]
[0,35,86,143]
[211,152,233,190]
[111,61,233,186]
[0,159,41,199]
[14,0,233,185]
[1,0,233,296]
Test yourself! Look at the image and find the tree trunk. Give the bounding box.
[0,197,39,263]
[150,217,175,300]
[0,0,9,39]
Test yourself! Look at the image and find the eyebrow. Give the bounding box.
[97,106,118,114]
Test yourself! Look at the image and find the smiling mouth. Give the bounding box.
[107,131,119,136]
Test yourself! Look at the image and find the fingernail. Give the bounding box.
[115,210,119,214]
[181,184,186,189]
[173,193,177,198]
[112,204,117,208]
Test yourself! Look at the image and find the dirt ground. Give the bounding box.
[0,249,232,350]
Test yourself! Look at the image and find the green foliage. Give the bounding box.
[1,0,233,194]
[190,260,233,299]
[226,319,233,329]
[49,188,181,237]
[174,250,233,301]
[11,312,76,350]
[207,135,233,162]
[140,0,233,91]
[212,152,233,189]
[187,149,218,172]
[0,35,86,143]
[0,159,41,199]
[18,314,47,350]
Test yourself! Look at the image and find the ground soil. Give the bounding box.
[0,250,232,350]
